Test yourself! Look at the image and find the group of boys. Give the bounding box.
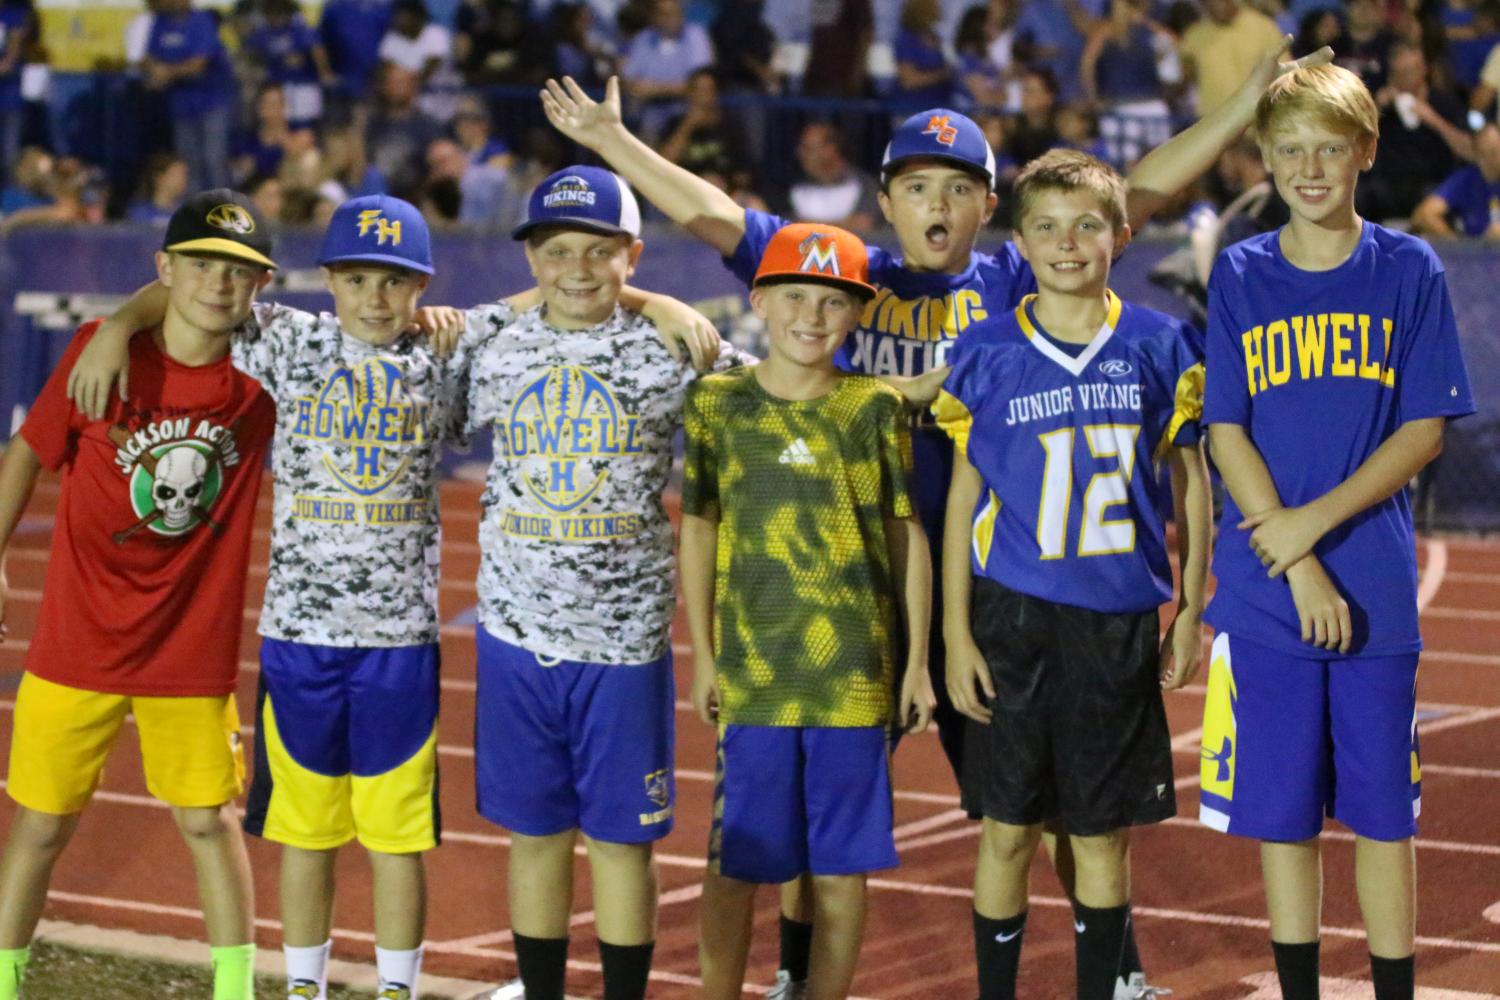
[0,30,1475,1000]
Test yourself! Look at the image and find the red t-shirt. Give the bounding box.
[20,321,275,696]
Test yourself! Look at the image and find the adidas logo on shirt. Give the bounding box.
[778,438,816,466]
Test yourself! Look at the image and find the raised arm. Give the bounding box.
[540,76,747,255]
[1126,37,1333,229]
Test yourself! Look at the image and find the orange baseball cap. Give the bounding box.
[752,223,877,300]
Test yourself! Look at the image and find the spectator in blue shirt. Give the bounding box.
[143,0,236,191]
[953,4,1010,112]
[1080,0,1175,167]
[895,0,953,109]
[231,83,295,185]
[552,2,619,88]
[245,0,335,127]
[621,0,714,135]
[318,0,393,111]
[1411,121,1500,239]
[125,152,189,224]
[1013,0,1103,102]
[0,0,37,184]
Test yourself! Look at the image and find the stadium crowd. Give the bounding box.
[0,0,1497,240]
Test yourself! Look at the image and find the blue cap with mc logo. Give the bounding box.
[881,109,997,188]
[318,195,434,274]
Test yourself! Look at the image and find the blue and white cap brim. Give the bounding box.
[315,250,435,275]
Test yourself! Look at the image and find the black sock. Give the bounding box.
[599,940,655,1000]
[1271,940,1320,1000]
[779,914,814,982]
[513,933,568,1000]
[974,909,1026,1000]
[1073,903,1130,1000]
[1370,953,1414,1000]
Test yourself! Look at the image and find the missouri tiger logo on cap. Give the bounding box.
[205,203,255,235]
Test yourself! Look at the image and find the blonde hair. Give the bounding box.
[1011,149,1128,232]
[1255,64,1379,149]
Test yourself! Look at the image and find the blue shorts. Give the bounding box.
[244,639,441,853]
[474,626,675,843]
[1199,632,1420,843]
[709,724,898,884]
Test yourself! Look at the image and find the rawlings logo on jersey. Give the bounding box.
[107,418,242,543]
[289,357,432,497]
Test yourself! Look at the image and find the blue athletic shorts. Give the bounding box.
[474,626,675,843]
[243,639,441,853]
[709,724,898,884]
[1199,632,1421,843]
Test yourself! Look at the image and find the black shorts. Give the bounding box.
[960,578,1176,836]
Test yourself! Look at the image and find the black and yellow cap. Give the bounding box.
[163,189,277,269]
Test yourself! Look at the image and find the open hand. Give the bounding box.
[1285,557,1352,652]
[66,321,133,420]
[541,76,625,150]
[1247,35,1334,94]
[412,306,466,356]
[946,634,994,724]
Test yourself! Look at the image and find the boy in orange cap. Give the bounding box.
[678,223,936,1000]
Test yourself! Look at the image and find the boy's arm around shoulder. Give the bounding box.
[540,76,747,256]
[67,280,171,420]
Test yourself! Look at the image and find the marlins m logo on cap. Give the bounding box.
[922,114,959,147]
[205,202,255,235]
[798,232,843,276]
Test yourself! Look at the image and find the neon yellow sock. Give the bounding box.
[0,947,30,1000]
[210,943,256,1000]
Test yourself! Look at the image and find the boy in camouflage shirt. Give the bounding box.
[71,193,711,1000]
[679,223,936,1000]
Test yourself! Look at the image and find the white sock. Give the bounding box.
[375,945,423,995]
[283,940,331,998]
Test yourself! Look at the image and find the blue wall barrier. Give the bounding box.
[3,225,1497,530]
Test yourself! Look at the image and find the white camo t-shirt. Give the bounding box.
[233,301,500,646]
[467,301,743,664]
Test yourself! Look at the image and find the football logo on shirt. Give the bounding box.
[107,418,244,543]
[501,364,642,515]
[289,357,431,498]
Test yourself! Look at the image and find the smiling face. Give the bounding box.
[156,252,272,336]
[524,228,643,330]
[878,161,997,274]
[321,263,430,345]
[751,282,865,370]
[1262,119,1375,227]
[1013,188,1128,298]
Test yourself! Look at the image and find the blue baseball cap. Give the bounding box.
[512,165,642,241]
[317,195,434,274]
[881,109,997,188]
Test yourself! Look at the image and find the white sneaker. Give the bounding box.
[1114,972,1173,999]
[766,969,809,999]
[466,981,527,1000]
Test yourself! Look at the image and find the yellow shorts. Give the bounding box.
[7,672,245,814]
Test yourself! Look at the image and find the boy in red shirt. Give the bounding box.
[0,190,278,1000]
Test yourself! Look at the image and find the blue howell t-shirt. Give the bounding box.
[1203,222,1475,657]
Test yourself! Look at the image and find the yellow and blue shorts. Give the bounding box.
[242,639,440,854]
[1199,632,1421,843]
[7,672,244,814]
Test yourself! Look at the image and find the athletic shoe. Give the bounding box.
[287,982,321,1000]
[376,985,412,1000]
[1115,973,1173,999]
[466,980,526,1000]
[766,970,808,999]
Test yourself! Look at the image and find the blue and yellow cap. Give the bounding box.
[881,109,997,188]
[317,195,434,274]
[512,165,642,241]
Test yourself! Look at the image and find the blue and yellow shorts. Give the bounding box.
[242,638,440,854]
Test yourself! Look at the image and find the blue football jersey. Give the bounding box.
[726,209,1038,545]
[935,291,1204,614]
[1203,223,1474,657]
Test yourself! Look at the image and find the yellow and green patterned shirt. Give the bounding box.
[681,368,914,728]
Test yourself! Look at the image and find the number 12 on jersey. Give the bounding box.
[1036,424,1140,559]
